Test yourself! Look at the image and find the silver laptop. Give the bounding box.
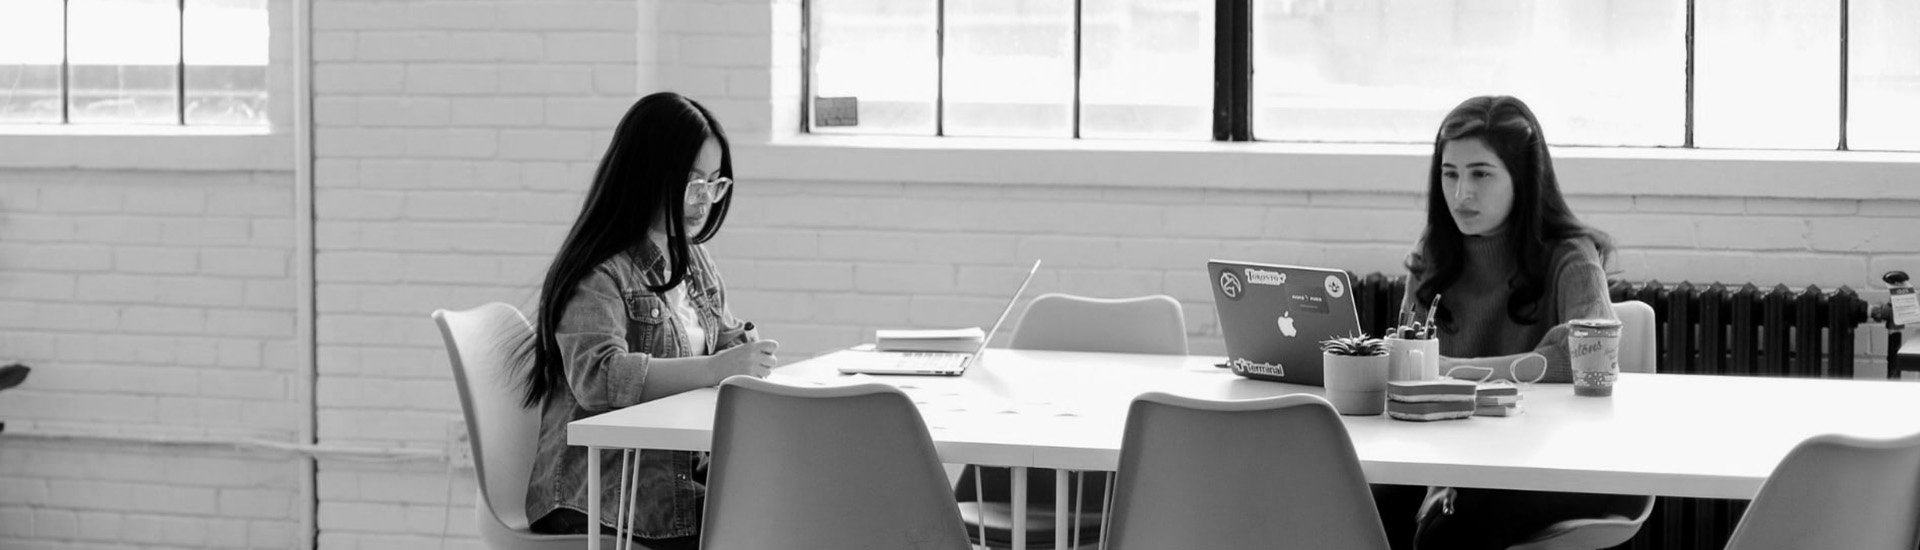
[836,260,1041,376]
[1207,260,1361,386]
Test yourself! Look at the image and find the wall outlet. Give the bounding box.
[447,418,474,471]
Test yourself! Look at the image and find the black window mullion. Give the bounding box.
[1212,0,1249,141]
[1071,0,1081,139]
[1683,0,1694,148]
[61,0,70,124]
[1838,0,1849,151]
[799,0,811,132]
[178,0,187,125]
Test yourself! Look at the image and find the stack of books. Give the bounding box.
[1385,380,1478,421]
[874,327,985,353]
[1473,383,1524,417]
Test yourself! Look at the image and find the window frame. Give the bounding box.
[4,0,272,127]
[800,0,1884,151]
[0,0,287,171]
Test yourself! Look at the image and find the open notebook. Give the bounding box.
[834,260,1041,376]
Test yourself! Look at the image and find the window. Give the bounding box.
[1693,0,1838,149]
[805,0,1917,152]
[807,0,1212,139]
[0,0,268,126]
[1253,0,1683,146]
[1849,0,1920,151]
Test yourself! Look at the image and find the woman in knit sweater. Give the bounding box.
[1373,95,1642,549]
[1403,95,1615,383]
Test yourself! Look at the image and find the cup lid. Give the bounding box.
[1570,318,1622,328]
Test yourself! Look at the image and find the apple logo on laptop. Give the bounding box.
[1276,312,1297,338]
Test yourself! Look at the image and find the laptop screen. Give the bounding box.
[974,259,1042,356]
[1207,260,1362,386]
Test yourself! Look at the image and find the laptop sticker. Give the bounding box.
[1226,357,1284,378]
[1245,267,1286,286]
[1218,270,1244,301]
[1325,274,1346,299]
[1288,278,1331,314]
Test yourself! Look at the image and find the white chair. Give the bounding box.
[1500,301,1660,550]
[434,303,620,550]
[1105,393,1390,550]
[1613,300,1656,374]
[959,293,1190,548]
[1722,430,1920,550]
[701,376,971,550]
[1008,293,1189,355]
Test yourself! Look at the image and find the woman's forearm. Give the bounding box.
[636,356,718,403]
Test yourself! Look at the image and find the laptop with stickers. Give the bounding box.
[1206,260,1362,386]
[834,260,1041,376]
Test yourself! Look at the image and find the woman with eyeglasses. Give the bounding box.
[510,92,776,549]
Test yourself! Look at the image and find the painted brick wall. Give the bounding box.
[713,184,1916,364]
[0,168,304,549]
[311,1,640,548]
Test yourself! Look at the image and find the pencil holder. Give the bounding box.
[1385,336,1439,381]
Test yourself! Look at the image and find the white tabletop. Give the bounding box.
[569,348,1920,500]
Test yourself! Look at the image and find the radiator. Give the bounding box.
[1350,273,1875,550]
[1607,280,1870,378]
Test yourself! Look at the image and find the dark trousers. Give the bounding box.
[530,508,700,550]
[1373,484,1649,550]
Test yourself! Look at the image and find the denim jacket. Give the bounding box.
[525,240,756,538]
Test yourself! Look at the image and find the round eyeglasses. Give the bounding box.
[686,176,733,205]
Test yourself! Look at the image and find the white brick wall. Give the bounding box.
[310,1,645,547]
[4,0,1916,548]
[0,167,303,548]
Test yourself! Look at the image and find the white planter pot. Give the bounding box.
[1323,353,1390,415]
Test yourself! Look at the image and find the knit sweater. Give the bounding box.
[1402,235,1614,383]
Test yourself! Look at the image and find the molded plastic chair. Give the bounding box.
[1613,300,1657,374]
[1722,430,1920,550]
[435,303,620,550]
[1007,293,1189,355]
[1500,301,1660,550]
[1105,393,1390,550]
[957,293,1190,548]
[701,376,971,550]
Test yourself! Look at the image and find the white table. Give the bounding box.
[570,348,1920,550]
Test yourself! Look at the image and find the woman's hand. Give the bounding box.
[709,339,779,381]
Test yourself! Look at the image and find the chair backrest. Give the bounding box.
[434,303,538,532]
[702,376,971,550]
[1612,300,1656,374]
[1724,430,1920,550]
[1009,293,1188,355]
[1106,392,1390,550]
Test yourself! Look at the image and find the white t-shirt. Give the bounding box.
[649,233,708,356]
[664,282,707,356]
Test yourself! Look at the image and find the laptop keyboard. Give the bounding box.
[899,352,964,371]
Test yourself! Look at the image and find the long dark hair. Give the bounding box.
[1406,95,1612,329]
[510,92,735,408]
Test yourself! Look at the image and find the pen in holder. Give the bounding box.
[1385,335,1439,381]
